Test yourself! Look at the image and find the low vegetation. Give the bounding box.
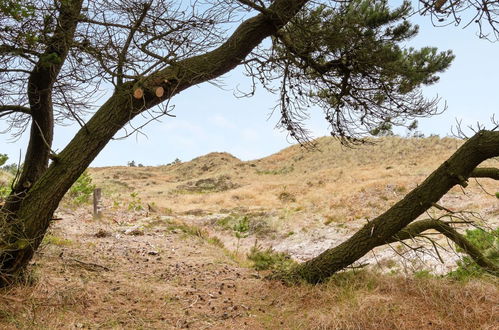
[247,244,296,271]
[449,228,499,280]
[1,136,497,328]
[64,171,96,207]
[175,175,239,194]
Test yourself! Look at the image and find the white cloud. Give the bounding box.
[241,128,261,142]
[209,114,236,129]
[163,120,206,137]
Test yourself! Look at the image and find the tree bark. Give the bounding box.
[287,131,499,284]
[470,167,499,180]
[0,0,310,287]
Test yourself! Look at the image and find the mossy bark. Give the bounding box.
[0,0,309,287]
[288,131,499,284]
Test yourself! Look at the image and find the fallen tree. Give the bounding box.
[283,130,499,283]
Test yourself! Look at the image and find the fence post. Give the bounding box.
[93,188,102,219]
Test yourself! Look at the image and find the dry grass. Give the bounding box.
[1,136,498,329]
[89,136,498,234]
[257,271,498,330]
[1,237,497,330]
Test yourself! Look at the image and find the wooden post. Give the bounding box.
[93,188,102,219]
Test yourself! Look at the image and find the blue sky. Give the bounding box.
[1,6,498,167]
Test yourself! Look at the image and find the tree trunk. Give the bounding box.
[0,0,309,287]
[0,0,84,286]
[287,130,499,284]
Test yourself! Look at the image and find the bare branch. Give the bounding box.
[236,0,269,12]
[0,44,40,57]
[0,105,30,115]
[116,2,151,86]
[418,0,499,40]
[387,218,498,276]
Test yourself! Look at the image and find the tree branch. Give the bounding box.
[138,0,309,103]
[236,0,269,13]
[7,0,84,215]
[287,130,499,283]
[387,218,498,276]
[9,0,311,259]
[433,0,448,12]
[0,44,41,57]
[470,167,499,180]
[116,3,150,86]
[0,105,30,115]
[275,30,343,74]
[0,68,32,74]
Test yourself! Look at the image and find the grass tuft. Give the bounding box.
[247,244,296,271]
[42,234,73,246]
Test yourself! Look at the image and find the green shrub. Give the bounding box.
[167,221,205,238]
[0,155,16,201]
[165,220,224,248]
[128,192,143,211]
[414,269,433,279]
[42,234,73,246]
[0,185,10,200]
[217,215,251,234]
[0,154,7,167]
[217,214,274,239]
[448,228,499,280]
[255,166,294,175]
[233,216,250,238]
[67,171,95,206]
[206,236,225,248]
[247,245,296,271]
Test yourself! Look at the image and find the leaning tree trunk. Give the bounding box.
[0,0,84,286]
[0,0,309,287]
[287,130,499,284]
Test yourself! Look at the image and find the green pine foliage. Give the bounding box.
[66,171,96,206]
[0,154,7,167]
[0,154,12,200]
[448,228,499,280]
[0,0,34,20]
[268,0,454,140]
[0,185,10,200]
